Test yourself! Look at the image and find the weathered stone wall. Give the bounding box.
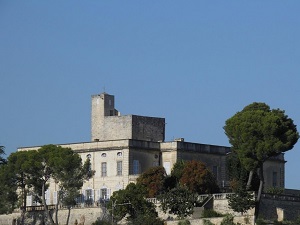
[100,115,133,141]
[259,194,300,221]
[0,207,103,225]
[132,115,165,142]
[165,216,254,225]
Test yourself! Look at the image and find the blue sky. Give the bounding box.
[1,1,300,189]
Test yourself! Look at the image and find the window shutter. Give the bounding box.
[97,189,101,202]
[46,190,50,205]
[53,191,57,205]
[107,189,111,199]
[91,189,95,202]
[26,195,32,206]
[82,189,86,201]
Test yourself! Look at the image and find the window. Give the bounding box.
[273,172,278,187]
[133,160,140,175]
[213,166,218,179]
[101,188,107,199]
[86,154,91,159]
[85,189,94,204]
[101,153,107,157]
[117,152,122,157]
[101,162,107,177]
[117,161,122,176]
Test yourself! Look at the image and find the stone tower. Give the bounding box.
[91,92,165,142]
[91,92,118,141]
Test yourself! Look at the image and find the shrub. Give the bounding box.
[201,209,223,218]
[203,219,215,225]
[91,219,111,225]
[255,218,267,225]
[220,214,238,225]
[178,220,191,225]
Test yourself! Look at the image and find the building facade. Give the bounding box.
[18,92,286,206]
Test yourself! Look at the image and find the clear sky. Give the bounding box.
[1,1,300,189]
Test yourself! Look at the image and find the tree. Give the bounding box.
[159,185,196,219]
[31,144,94,225]
[136,166,166,197]
[227,185,255,214]
[0,147,18,215]
[224,102,299,216]
[5,150,39,224]
[180,160,219,194]
[108,183,158,224]
[56,158,95,225]
[0,146,6,165]
[226,152,259,192]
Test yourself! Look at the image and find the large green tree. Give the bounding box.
[0,147,18,215]
[224,102,299,216]
[0,146,6,165]
[31,144,94,225]
[5,150,40,224]
[158,185,196,219]
[108,183,159,224]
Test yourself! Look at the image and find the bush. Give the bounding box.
[201,209,223,218]
[91,219,111,225]
[203,219,215,225]
[127,214,164,225]
[178,220,191,225]
[220,214,238,225]
[255,218,267,225]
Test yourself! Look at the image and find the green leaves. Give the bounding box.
[159,186,196,219]
[224,102,299,171]
[108,183,158,223]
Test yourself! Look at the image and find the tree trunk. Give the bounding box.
[42,182,55,225]
[256,165,264,202]
[255,164,264,221]
[66,206,71,225]
[20,184,26,225]
[55,191,61,225]
[246,170,254,190]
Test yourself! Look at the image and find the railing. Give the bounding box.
[25,202,104,212]
[262,193,300,202]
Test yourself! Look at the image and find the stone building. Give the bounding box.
[18,92,286,206]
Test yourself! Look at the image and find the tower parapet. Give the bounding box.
[91,92,165,142]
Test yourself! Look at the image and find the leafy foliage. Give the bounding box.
[226,152,259,192]
[91,220,111,225]
[227,188,255,214]
[1,145,94,225]
[127,213,164,225]
[203,219,215,225]
[171,160,185,183]
[224,102,299,218]
[201,209,224,218]
[0,153,18,214]
[180,160,219,194]
[220,214,238,225]
[178,220,191,225]
[224,102,299,171]
[159,185,196,219]
[108,183,158,223]
[0,146,6,165]
[136,166,166,197]
[265,187,284,195]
